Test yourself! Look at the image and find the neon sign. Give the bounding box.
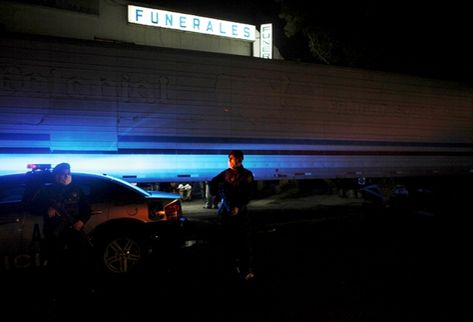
[128,5,256,42]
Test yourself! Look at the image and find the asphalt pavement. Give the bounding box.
[181,189,365,223]
[176,189,472,322]
[3,188,471,322]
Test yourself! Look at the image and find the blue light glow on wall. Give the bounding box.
[0,153,317,182]
[1,152,466,182]
[0,153,225,181]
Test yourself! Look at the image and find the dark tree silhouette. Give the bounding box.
[276,0,472,83]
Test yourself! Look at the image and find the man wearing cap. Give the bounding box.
[34,162,91,275]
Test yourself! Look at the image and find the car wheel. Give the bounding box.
[97,234,145,274]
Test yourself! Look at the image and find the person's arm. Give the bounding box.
[209,170,225,197]
[72,187,91,231]
[30,186,61,219]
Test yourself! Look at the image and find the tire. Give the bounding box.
[95,233,146,274]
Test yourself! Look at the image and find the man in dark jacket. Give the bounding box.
[34,162,91,273]
[210,150,255,280]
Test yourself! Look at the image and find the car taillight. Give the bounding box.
[149,201,182,221]
[164,201,182,220]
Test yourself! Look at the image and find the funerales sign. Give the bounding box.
[128,5,256,42]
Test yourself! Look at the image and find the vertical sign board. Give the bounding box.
[260,23,272,59]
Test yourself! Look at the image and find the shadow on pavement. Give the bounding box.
[2,191,472,322]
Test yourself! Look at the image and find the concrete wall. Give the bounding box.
[0,0,255,56]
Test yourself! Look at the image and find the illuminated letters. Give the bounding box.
[193,18,200,30]
[206,21,213,32]
[151,11,158,24]
[219,22,226,35]
[165,14,173,26]
[135,9,143,21]
[180,16,186,28]
[260,23,272,59]
[128,5,256,41]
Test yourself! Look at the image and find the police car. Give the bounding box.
[0,164,188,274]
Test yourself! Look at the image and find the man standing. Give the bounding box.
[210,150,255,280]
[34,162,91,273]
[31,162,92,316]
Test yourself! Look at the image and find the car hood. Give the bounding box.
[147,190,181,199]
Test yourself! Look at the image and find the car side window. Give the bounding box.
[0,182,26,204]
[75,177,142,204]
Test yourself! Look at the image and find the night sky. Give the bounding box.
[133,0,472,84]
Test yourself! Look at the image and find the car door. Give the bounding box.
[0,175,41,271]
[86,178,147,222]
[72,175,110,234]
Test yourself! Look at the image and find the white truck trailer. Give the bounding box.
[1,34,472,184]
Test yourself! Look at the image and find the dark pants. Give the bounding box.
[219,208,253,276]
[43,227,93,298]
[45,228,91,270]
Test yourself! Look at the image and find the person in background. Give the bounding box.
[178,182,192,201]
[203,180,218,209]
[210,150,256,281]
[169,182,179,194]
